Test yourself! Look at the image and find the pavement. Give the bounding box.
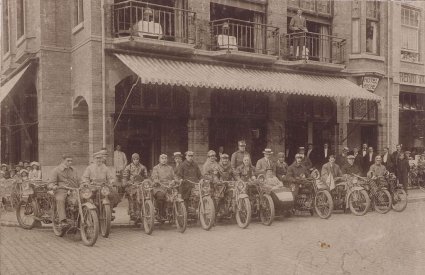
[2,188,425,227]
[1,197,425,274]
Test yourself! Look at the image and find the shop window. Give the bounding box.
[73,0,84,27]
[400,92,425,111]
[211,91,268,117]
[349,100,377,121]
[17,0,25,40]
[2,0,10,53]
[401,6,420,62]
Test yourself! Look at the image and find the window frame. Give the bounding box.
[73,0,84,28]
[2,0,10,55]
[401,5,421,63]
[16,0,26,45]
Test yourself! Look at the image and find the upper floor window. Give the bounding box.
[17,0,25,40]
[366,0,379,20]
[288,0,331,15]
[2,0,10,54]
[365,1,379,55]
[73,0,84,27]
[401,6,420,62]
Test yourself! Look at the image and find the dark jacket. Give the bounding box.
[341,163,361,175]
[175,160,202,199]
[363,152,377,173]
[396,159,410,189]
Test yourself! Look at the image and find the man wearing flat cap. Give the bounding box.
[151,154,175,219]
[341,155,361,175]
[217,154,237,181]
[122,153,148,219]
[231,140,250,170]
[275,152,288,181]
[286,153,310,197]
[173,152,183,173]
[256,148,275,176]
[202,150,220,180]
[175,151,202,208]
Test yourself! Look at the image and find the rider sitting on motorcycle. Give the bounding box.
[202,150,221,181]
[367,156,388,179]
[235,156,256,182]
[286,154,311,197]
[122,153,148,221]
[49,154,80,227]
[151,154,175,220]
[275,152,288,181]
[321,155,343,191]
[341,155,361,176]
[217,154,237,181]
[175,151,202,210]
[82,151,121,218]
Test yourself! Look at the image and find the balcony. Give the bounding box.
[209,18,280,64]
[281,32,346,71]
[111,0,196,55]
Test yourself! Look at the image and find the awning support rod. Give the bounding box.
[113,77,140,131]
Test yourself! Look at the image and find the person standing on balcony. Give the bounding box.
[289,9,308,59]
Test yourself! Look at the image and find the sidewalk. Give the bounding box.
[2,189,425,227]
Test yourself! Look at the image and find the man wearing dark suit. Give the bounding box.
[289,9,308,59]
[306,143,317,168]
[390,144,402,176]
[363,147,377,175]
[381,147,392,171]
[317,143,332,168]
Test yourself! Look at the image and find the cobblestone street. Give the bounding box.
[1,201,425,274]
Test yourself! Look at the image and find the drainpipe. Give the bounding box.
[387,1,391,149]
[101,0,106,148]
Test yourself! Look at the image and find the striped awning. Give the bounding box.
[115,54,381,101]
[0,64,31,103]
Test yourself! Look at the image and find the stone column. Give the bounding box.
[267,94,286,154]
[336,97,349,154]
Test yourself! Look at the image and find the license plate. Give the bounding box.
[275,191,294,202]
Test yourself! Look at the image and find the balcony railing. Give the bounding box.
[283,32,346,63]
[111,0,196,44]
[210,18,280,56]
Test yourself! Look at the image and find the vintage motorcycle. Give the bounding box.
[16,180,53,229]
[386,172,408,212]
[0,178,22,211]
[187,179,216,231]
[285,169,333,219]
[86,180,113,238]
[127,177,155,235]
[158,180,187,233]
[247,175,275,226]
[331,174,370,216]
[358,175,392,214]
[211,179,251,229]
[50,186,99,246]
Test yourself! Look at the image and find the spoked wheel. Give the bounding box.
[391,189,408,212]
[52,205,65,237]
[259,194,275,226]
[199,196,216,231]
[374,189,392,214]
[143,200,155,235]
[174,201,187,233]
[348,190,370,216]
[236,197,251,229]
[100,204,111,238]
[314,190,333,219]
[80,206,99,246]
[16,200,37,229]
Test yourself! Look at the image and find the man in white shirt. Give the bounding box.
[361,143,368,157]
[114,145,127,185]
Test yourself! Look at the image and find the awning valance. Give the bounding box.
[115,54,381,101]
[0,65,31,103]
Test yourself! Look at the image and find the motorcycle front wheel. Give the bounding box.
[16,200,37,229]
[314,190,333,219]
[174,201,187,233]
[236,197,251,229]
[199,196,215,231]
[348,190,370,216]
[100,204,111,238]
[80,207,99,247]
[143,200,155,235]
[259,194,275,226]
[374,189,392,214]
[391,189,407,212]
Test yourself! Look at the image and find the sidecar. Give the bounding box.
[269,186,294,211]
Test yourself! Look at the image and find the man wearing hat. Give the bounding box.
[363,146,377,175]
[151,154,175,219]
[298,147,312,170]
[122,153,148,220]
[256,148,275,176]
[217,154,237,181]
[29,162,42,180]
[173,152,183,173]
[341,155,361,175]
[367,155,388,179]
[336,147,349,168]
[286,154,310,196]
[275,152,288,181]
[231,140,250,170]
[49,154,80,226]
[175,151,202,208]
[202,150,220,179]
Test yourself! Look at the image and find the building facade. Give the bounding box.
[1,0,424,174]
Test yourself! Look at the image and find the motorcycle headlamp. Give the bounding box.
[100,186,110,196]
[80,187,93,199]
[237,181,246,191]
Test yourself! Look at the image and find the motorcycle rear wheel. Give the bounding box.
[100,204,111,238]
[236,198,251,229]
[374,190,392,214]
[314,190,333,219]
[174,201,187,233]
[199,196,215,231]
[391,189,407,212]
[16,200,37,229]
[260,194,275,226]
[80,207,99,247]
[143,200,155,235]
[348,190,370,216]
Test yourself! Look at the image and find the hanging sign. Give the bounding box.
[362,76,380,92]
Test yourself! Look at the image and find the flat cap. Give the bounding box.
[186,151,194,156]
[173,152,182,157]
[207,150,216,157]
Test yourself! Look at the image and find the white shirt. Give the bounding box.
[362,150,367,157]
[307,149,312,158]
[369,153,373,162]
[324,148,328,158]
[114,150,128,172]
[383,153,388,163]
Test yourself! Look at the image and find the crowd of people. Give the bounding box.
[0,161,42,181]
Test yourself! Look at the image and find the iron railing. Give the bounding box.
[283,32,346,63]
[111,0,196,44]
[210,18,280,56]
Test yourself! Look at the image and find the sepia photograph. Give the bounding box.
[0,0,425,274]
